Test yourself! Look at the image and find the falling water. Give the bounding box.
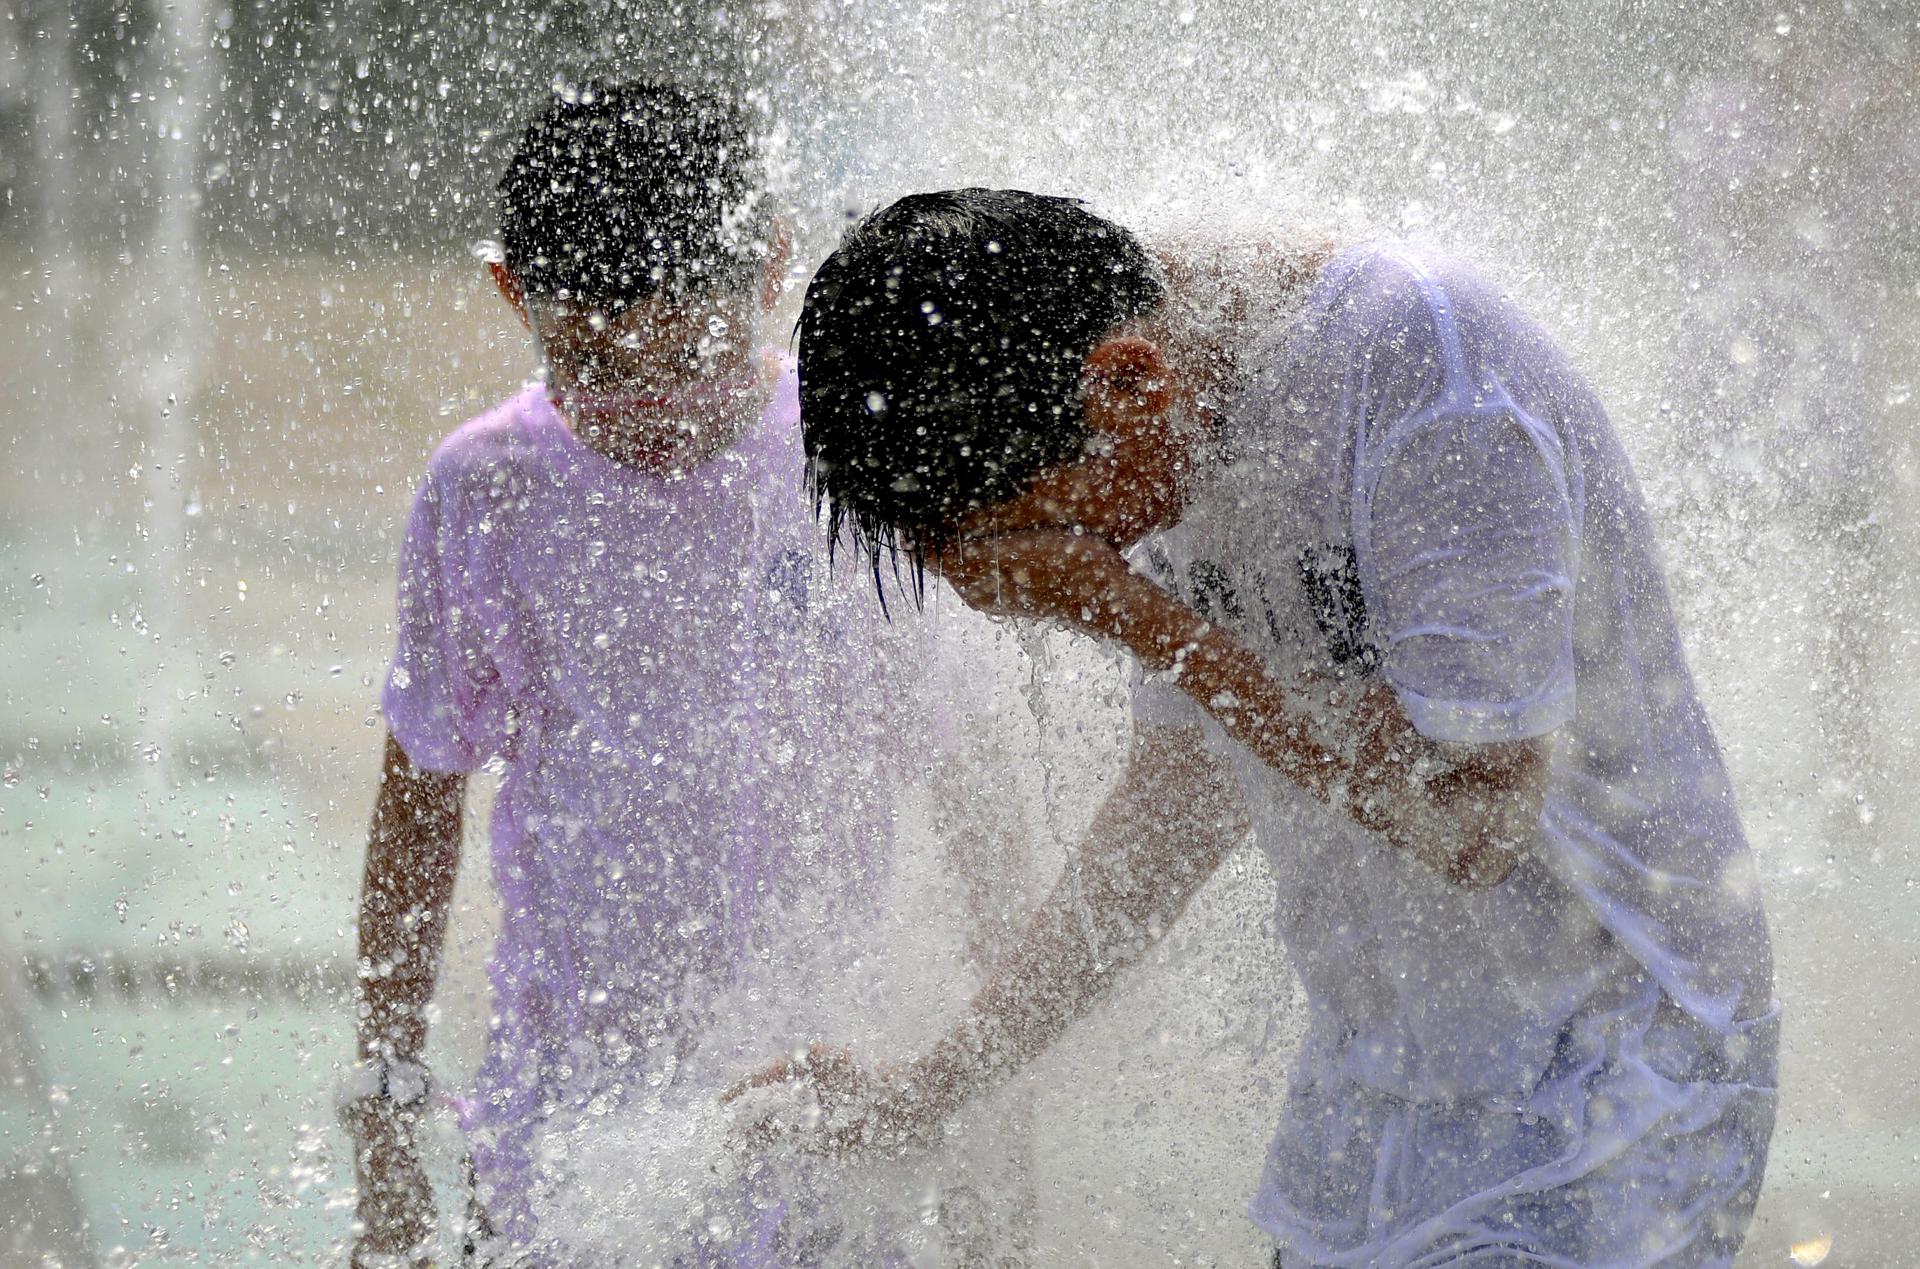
[0,2,1915,1265]
[132,0,210,808]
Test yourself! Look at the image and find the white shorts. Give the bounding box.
[1256,974,1778,1268]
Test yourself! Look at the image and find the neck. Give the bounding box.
[1151,231,1337,403]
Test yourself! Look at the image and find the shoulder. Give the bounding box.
[419,386,550,507]
[1316,239,1503,345]
[1316,240,1579,407]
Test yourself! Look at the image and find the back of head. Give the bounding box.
[798,189,1165,588]
[499,80,764,310]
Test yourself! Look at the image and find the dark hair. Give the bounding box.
[798,188,1165,592]
[498,80,764,310]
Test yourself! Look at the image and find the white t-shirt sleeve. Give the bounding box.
[1354,397,1579,745]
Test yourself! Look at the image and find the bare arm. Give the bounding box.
[1115,574,1544,885]
[358,731,466,1064]
[747,721,1247,1150]
[915,721,1246,1110]
[345,731,465,1266]
[939,533,1548,885]
[741,538,1549,1152]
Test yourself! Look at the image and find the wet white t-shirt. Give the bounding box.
[1133,241,1775,1106]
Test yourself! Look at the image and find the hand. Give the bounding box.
[342,1095,436,1267]
[1343,682,1524,889]
[724,1044,935,1159]
[934,530,1146,637]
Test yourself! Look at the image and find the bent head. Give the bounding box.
[798,189,1212,588]
[492,80,786,456]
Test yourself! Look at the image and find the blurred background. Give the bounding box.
[1,0,1915,1263]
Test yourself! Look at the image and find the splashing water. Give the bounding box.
[2,1,1916,1264]
[532,1078,932,1265]
[532,1081,753,1262]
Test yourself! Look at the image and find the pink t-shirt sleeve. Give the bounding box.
[381,461,515,773]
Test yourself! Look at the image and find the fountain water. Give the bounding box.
[0,2,1914,1264]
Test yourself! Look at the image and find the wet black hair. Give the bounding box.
[797,188,1165,594]
[498,79,764,311]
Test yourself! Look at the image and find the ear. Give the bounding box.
[489,259,532,332]
[758,215,794,314]
[1081,334,1174,441]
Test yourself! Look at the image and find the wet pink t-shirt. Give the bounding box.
[382,359,889,1240]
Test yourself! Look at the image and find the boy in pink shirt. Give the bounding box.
[343,81,888,1266]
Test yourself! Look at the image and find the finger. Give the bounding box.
[806,1042,856,1074]
[725,1057,798,1103]
[720,1065,776,1103]
[731,1106,785,1150]
[933,532,1018,579]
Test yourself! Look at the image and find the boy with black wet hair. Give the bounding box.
[344,80,889,1266]
[755,188,1779,1266]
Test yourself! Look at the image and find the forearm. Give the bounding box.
[1100,570,1343,797]
[903,729,1243,1120]
[940,534,1530,859]
[357,733,465,1063]
[1096,571,1535,881]
[911,857,1122,1116]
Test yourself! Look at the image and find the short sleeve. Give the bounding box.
[1354,399,1579,744]
[380,468,515,772]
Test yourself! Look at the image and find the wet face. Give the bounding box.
[528,289,759,398]
[955,332,1217,549]
[532,290,770,471]
[488,254,783,469]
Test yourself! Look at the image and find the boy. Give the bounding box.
[754,189,1779,1266]
[344,81,890,1265]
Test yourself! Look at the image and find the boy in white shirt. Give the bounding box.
[750,189,1777,1267]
